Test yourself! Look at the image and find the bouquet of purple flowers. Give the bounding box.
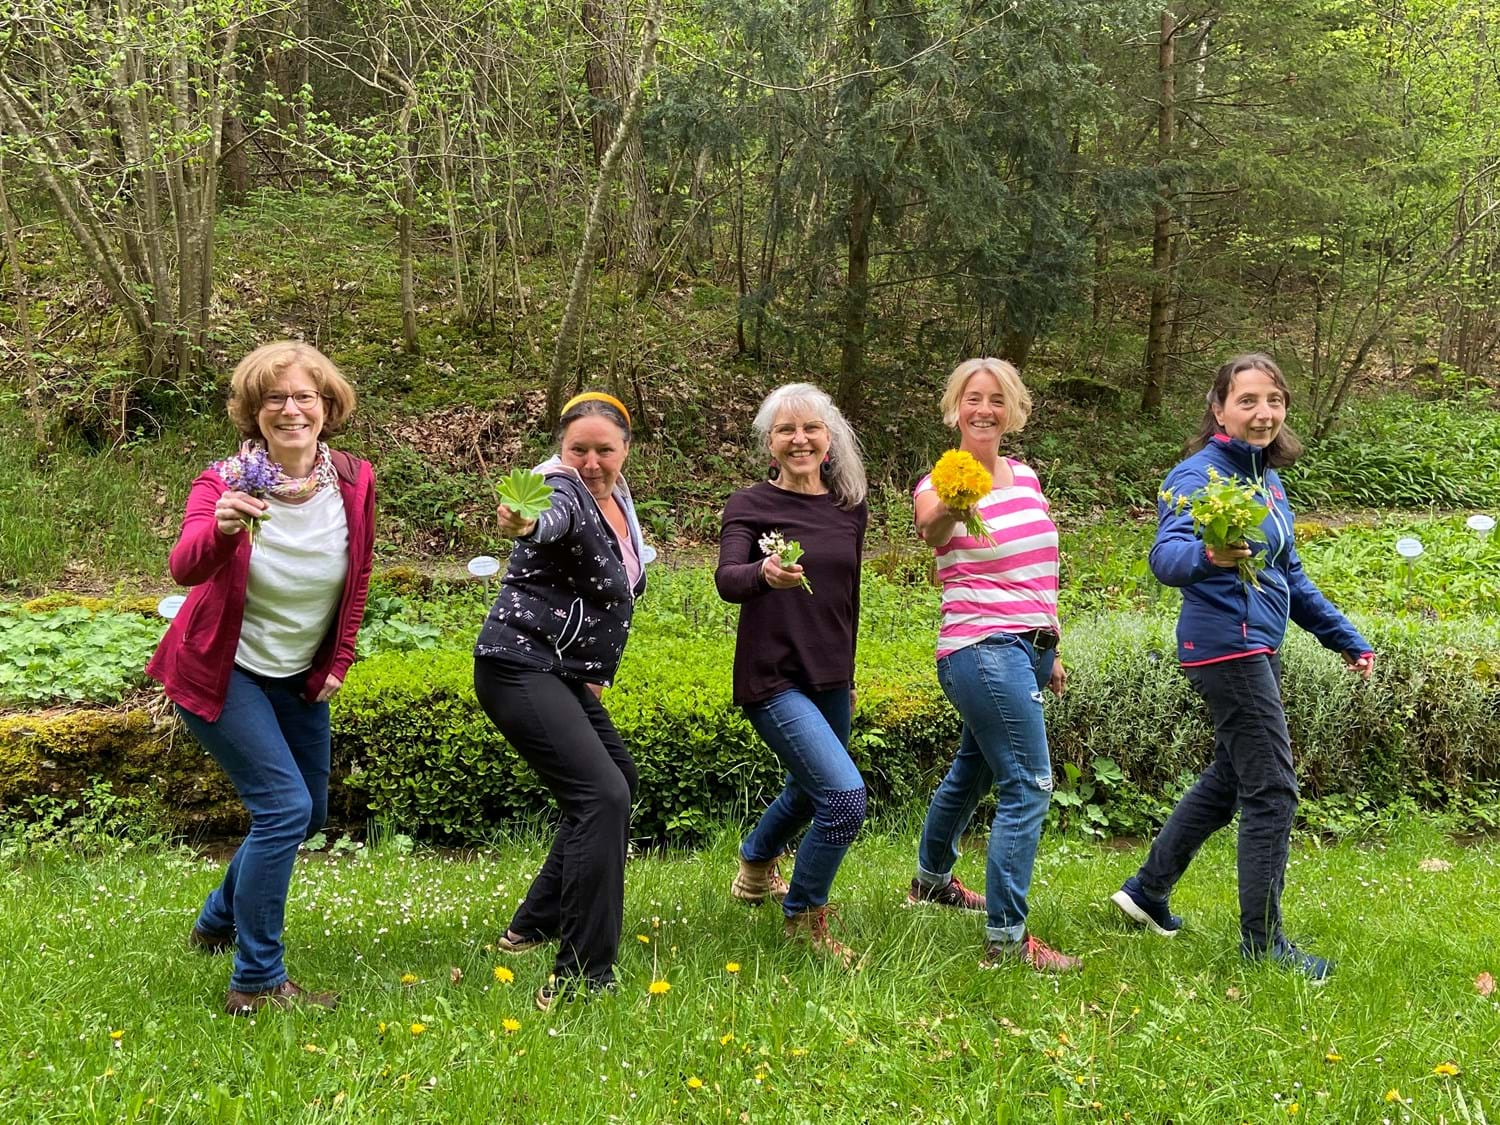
[213,445,281,547]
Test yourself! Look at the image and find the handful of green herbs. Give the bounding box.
[1161,466,1269,588]
[495,468,554,524]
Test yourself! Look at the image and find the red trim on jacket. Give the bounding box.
[1180,646,1276,668]
[146,451,376,721]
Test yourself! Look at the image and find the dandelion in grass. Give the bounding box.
[758,531,813,594]
[686,1076,704,1090]
[1287,1102,1299,1116]
[648,979,671,996]
[1325,1051,1343,1063]
[725,962,740,974]
[1160,467,1270,588]
[400,973,418,986]
[720,1032,734,1046]
[502,1018,521,1034]
[303,1043,324,1054]
[409,1023,427,1037]
[1384,1089,1401,1103]
[930,449,997,546]
[493,966,515,985]
[1433,1062,1459,1076]
[636,934,650,944]
[109,1030,123,1049]
[377,1022,387,1036]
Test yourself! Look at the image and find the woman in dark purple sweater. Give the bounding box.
[715,383,869,965]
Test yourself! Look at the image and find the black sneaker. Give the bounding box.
[905,875,985,914]
[1110,875,1183,936]
[1242,936,1333,981]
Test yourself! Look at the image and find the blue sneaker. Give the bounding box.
[1242,936,1333,981]
[1110,875,1183,936]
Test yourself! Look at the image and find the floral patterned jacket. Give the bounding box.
[473,463,648,684]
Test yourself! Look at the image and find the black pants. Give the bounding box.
[1136,653,1297,952]
[474,658,637,985]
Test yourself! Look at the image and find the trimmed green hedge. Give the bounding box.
[7,610,1494,842]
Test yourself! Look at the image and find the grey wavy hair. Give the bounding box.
[751,382,868,508]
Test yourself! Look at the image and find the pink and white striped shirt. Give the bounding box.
[915,458,1061,660]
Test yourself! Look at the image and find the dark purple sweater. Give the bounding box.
[715,481,868,706]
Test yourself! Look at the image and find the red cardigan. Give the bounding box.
[147,450,376,721]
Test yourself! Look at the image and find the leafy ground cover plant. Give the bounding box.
[0,605,163,707]
[0,824,1493,1120]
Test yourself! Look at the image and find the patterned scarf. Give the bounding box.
[212,440,338,501]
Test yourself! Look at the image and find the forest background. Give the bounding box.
[1,0,1499,589]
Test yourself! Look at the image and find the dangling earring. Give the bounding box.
[820,454,833,480]
[768,462,781,481]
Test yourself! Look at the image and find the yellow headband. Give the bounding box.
[561,391,631,427]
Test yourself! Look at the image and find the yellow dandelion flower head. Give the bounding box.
[930,450,992,509]
[725,962,741,974]
[1433,1062,1460,1076]
[636,934,650,943]
[409,1023,426,1036]
[1287,1102,1300,1116]
[1325,1051,1342,1063]
[720,1032,735,1046]
[400,973,417,985]
[1384,1089,1400,1102]
[789,1048,808,1057]
[502,1018,521,1034]
[686,1076,704,1090]
[377,1021,387,1035]
[109,1030,124,1041]
[648,979,671,995]
[493,966,515,984]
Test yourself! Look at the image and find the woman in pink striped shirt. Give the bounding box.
[904,358,1078,972]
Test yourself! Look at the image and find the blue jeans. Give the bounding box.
[178,667,329,992]
[916,635,1055,942]
[741,687,866,917]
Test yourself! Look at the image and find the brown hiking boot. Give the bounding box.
[497,930,550,954]
[905,875,984,913]
[732,854,789,905]
[784,906,857,969]
[224,979,338,1016]
[980,933,1081,974]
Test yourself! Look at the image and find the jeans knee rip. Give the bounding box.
[1034,772,1054,792]
[1029,689,1045,704]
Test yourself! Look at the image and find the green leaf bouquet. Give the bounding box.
[1161,466,1270,588]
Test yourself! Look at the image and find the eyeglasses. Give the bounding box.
[262,391,322,410]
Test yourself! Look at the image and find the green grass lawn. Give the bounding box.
[2,821,1495,1123]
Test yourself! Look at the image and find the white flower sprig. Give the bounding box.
[758,530,813,594]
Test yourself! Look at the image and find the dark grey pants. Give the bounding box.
[1136,653,1297,951]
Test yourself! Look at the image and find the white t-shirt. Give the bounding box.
[235,487,350,677]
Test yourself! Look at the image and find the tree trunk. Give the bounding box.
[1141,7,1177,412]
[0,161,46,447]
[835,0,876,419]
[546,1,663,430]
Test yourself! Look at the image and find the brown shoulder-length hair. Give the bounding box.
[1189,352,1304,469]
[227,340,356,441]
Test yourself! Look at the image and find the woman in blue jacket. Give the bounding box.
[1109,353,1374,980]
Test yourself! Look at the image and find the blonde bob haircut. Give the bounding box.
[227,340,357,441]
[939,357,1031,434]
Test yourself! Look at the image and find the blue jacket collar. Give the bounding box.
[1207,433,1266,477]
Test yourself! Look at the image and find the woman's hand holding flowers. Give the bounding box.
[1204,542,1253,569]
[215,490,269,537]
[760,552,806,591]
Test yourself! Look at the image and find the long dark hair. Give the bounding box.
[1188,352,1305,469]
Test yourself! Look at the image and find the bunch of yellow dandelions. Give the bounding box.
[930,449,996,546]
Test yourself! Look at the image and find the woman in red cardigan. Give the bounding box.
[148,340,375,1016]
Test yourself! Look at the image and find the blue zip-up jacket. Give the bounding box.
[1150,434,1371,667]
